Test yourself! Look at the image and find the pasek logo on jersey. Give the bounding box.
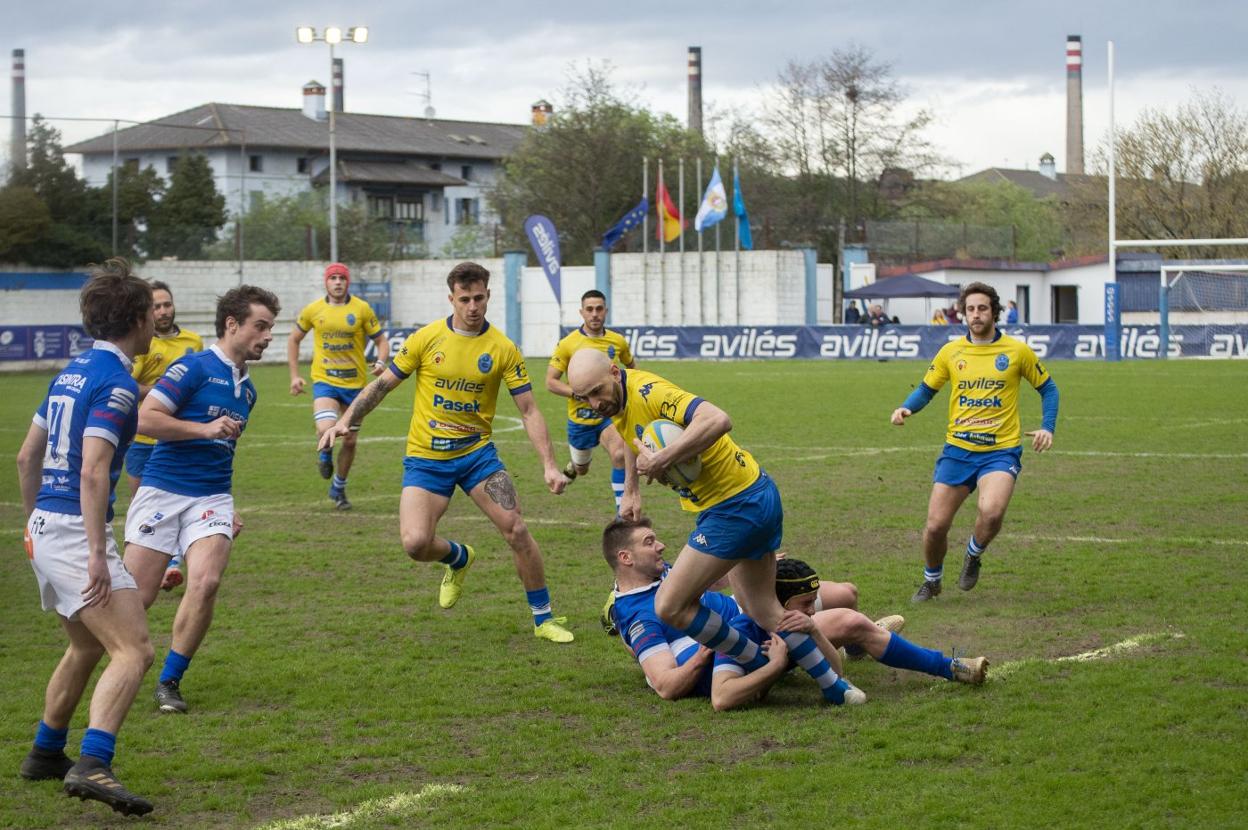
[432,395,481,413]
[700,329,799,358]
[819,328,921,359]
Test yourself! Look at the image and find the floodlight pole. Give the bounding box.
[328,41,338,262]
[1107,41,1116,283]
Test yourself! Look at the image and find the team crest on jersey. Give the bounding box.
[639,383,653,399]
[995,354,1009,371]
[346,313,356,326]
[608,345,616,359]
[432,351,444,364]
[635,425,645,439]
[956,360,967,372]
[201,510,215,521]
[478,353,493,373]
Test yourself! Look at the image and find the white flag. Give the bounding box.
[694,165,728,232]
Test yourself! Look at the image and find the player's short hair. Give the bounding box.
[215,285,281,337]
[80,258,153,341]
[581,289,606,305]
[775,557,820,606]
[602,515,653,570]
[149,280,173,298]
[447,261,490,292]
[959,281,1002,321]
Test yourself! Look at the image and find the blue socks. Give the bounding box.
[319,449,332,463]
[34,720,68,752]
[331,474,347,493]
[684,604,765,671]
[526,587,553,626]
[610,467,626,512]
[159,649,191,685]
[440,541,468,569]
[80,728,116,765]
[880,632,955,680]
[967,535,985,558]
[779,631,843,701]
[924,564,943,583]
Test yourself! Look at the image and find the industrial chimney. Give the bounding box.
[332,58,344,113]
[687,46,703,135]
[10,49,26,177]
[531,99,553,127]
[1066,35,1084,175]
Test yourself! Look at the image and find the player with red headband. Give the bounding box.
[287,263,389,509]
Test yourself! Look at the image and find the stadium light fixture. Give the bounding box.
[294,25,369,262]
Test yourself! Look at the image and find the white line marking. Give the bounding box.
[256,784,465,830]
[757,444,1248,461]
[245,416,524,449]
[991,631,1186,680]
[1015,533,1248,548]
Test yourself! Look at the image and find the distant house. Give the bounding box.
[958,152,1099,201]
[64,83,533,254]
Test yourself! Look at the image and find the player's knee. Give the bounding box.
[189,571,223,600]
[654,593,696,630]
[341,431,358,449]
[112,636,155,673]
[980,509,1006,534]
[924,517,953,539]
[500,517,533,551]
[401,531,435,561]
[69,639,107,666]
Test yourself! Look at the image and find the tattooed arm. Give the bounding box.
[509,389,569,495]
[317,369,402,451]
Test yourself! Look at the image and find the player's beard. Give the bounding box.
[155,316,175,336]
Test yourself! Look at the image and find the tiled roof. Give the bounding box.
[957,167,1100,199]
[312,160,467,187]
[64,103,527,160]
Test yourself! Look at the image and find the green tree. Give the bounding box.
[148,153,226,259]
[902,180,1065,262]
[213,191,401,265]
[99,163,165,261]
[0,186,53,261]
[492,63,713,264]
[440,224,493,259]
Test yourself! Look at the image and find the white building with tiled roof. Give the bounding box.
[64,83,529,253]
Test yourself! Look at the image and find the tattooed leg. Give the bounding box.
[482,471,517,511]
[469,470,547,590]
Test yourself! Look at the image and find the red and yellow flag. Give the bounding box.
[655,178,683,243]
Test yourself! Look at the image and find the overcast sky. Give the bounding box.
[4,0,1247,177]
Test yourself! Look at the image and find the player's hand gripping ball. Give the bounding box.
[640,419,702,488]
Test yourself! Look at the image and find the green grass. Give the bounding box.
[1,359,1246,829]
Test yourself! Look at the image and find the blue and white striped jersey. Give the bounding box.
[33,341,139,521]
[142,345,257,497]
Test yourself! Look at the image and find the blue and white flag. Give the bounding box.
[694,166,728,232]
[601,198,648,251]
[524,214,562,305]
[733,170,753,251]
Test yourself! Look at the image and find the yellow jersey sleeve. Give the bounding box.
[1018,344,1051,389]
[614,331,634,366]
[360,300,382,339]
[617,369,760,512]
[499,340,532,395]
[922,343,953,391]
[390,328,426,380]
[295,300,318,334]
[549,336,573,374]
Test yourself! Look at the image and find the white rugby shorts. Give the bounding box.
[26,509,137,620]
[124,487,234,557]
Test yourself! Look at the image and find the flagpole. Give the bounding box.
[642,156,649,322]
[733,156,741,325]
[696,156,704,325]
[658,158,665,324]
[714,166,721,325]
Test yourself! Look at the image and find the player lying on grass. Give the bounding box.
[709,557,989,711]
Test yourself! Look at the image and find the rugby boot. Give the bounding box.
[911,580,942,603]
[63,756,154,816]
[958,553,982,591]
[329,484,352,511]
[534,616,575,643]
[317,450,334,480]
[950,654,989,685]
[825,677,867,706]
[160,566,184,591]
[563,461,579,482]
[600,592,618,636]
[154,679,188,714]
[20,746,74,781]
[438,545,476,609]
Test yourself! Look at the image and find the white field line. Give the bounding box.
[245,416,524,449]
[256,784,465,830]
[991,631,1186,680]
[1014,533,1248,548]
[759,444,1248,461]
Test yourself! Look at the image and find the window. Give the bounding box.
[396,199,423,222]
[1051,286,1079,324]
[430,192,442,214]
[166,156,179,174]
[455,198,479,225]
[249,154,264,173]
[297,157,309,174]
[367,195,394,219]
[430,162,441,171]
[460,164,472,181]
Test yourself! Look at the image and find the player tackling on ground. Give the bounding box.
[17,260,156,815]
[288,262,389,510]
[123,286,280,713]
[319,261,575,643]
[568,349,861,704]
[891,281,1059,602]
[125,280,203,592]
[545,289,634,511]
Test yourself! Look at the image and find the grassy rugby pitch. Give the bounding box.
[1,358,1245,829]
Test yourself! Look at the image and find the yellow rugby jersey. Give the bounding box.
[613,368,760,512]
[390,318,532,459]
[295,295,382,389]
[922,332,1051,452]
[549,327,633,425]
[131,326,204,445]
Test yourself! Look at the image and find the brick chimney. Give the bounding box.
[303,81,326,121]
[1066,35,1084,175]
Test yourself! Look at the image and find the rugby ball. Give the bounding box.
[640,419,702,488]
